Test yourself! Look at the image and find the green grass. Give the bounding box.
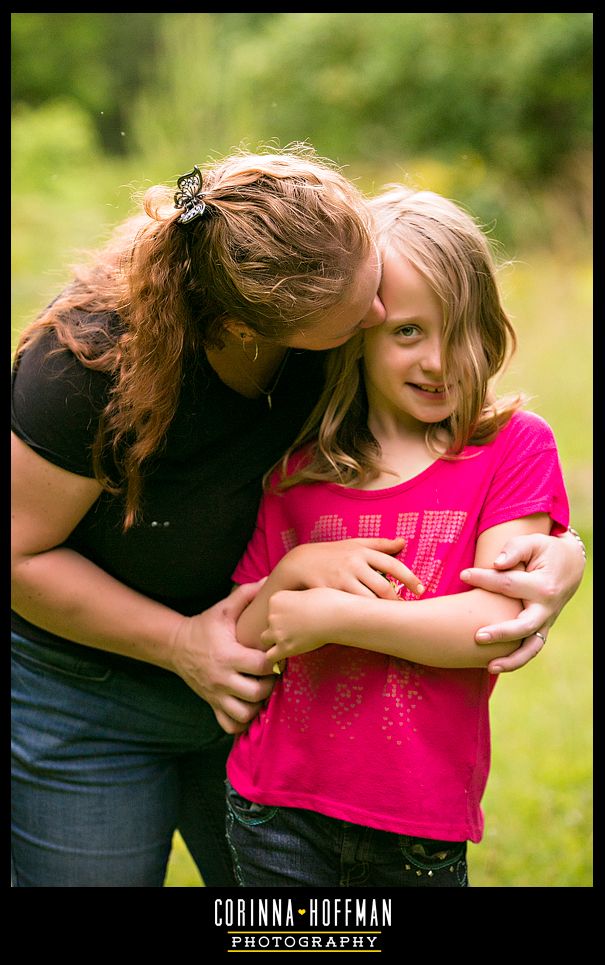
[164,833,204,887]
[12,152,592,889]
[469,559,593,887]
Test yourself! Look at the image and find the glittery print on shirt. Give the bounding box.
[400,510,467,600]
[395,512,420,542]
[280,528,299,553]
[382,659,426,746]
[299,508,467,599]
[309,515,348,542]
[329,650,369,740]
[280,648,335,732]
[280,649,370,738]
[358,514,383,537]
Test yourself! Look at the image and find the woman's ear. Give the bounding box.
[223,317,252,341]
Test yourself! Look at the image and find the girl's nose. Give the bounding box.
[421,341,443,374]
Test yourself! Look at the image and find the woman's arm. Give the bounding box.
[261,514,553,669]
[11,433,274,733]
[460,530,586,672]
[235,536,423,648]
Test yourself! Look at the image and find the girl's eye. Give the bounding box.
[397,325,419,337]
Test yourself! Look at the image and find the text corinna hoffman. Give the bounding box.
[214,897,392,927]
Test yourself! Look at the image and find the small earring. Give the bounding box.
[241,334,259,362]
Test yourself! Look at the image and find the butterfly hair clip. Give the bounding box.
[174,165,207,224]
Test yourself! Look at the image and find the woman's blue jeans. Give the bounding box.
[11,632,235,887]
[226,780,468,888]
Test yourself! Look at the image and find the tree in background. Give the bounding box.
[11,12,159,154]
[12,12,592,247]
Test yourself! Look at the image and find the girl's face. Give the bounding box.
[362,247,454,432]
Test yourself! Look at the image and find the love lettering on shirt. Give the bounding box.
[281,509,468,599]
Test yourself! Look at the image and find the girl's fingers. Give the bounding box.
[350,579,383,599]
[362,571,405,600]
[369,552,424,596]
[355,536,407,552]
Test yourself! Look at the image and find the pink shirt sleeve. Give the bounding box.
[232,481,291,584]
[233,458,307,585]
[477,411,569,536]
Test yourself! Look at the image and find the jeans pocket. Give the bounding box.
[398,836,467,873]
[225,779,279,827]
[11,634,113,682]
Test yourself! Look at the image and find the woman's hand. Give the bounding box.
[282,537,424,599]
[170,581,276,734]
[460,531,586,673]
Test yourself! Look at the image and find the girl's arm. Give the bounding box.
[11,433,274,733]
[261,513,553,670]
[235,536,424,648]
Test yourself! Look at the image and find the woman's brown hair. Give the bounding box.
[14,144,374,528]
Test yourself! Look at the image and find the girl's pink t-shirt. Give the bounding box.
[228,410,569,842]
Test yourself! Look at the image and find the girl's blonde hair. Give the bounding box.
[14,143,374,528]
[275,185,524,490]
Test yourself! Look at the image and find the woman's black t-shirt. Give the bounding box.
[11,315,326,666]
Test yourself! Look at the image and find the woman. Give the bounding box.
[11,145,585,887]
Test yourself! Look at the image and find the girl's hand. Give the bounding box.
[282,537,424,600]
[261,587,343,661]
[236,539,423,653]
[460,532,585,673]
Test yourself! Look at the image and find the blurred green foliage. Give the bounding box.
[12,12,592,249]
[11,13,159,154]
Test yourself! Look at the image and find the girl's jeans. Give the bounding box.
[226,780,469,888]
[11,632,235,887]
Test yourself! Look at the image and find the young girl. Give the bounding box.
[225,186,570,888]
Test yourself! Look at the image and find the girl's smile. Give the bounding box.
[408,382,447,399]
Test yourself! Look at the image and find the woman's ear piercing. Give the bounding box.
[241,334,259,362]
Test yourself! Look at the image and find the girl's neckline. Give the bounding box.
[325,455,447,498]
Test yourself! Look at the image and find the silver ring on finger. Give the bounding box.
[533,631,547,644]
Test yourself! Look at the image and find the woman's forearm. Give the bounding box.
[267,586,522,668]
[12,546,184,669]
[12,545,276,732]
